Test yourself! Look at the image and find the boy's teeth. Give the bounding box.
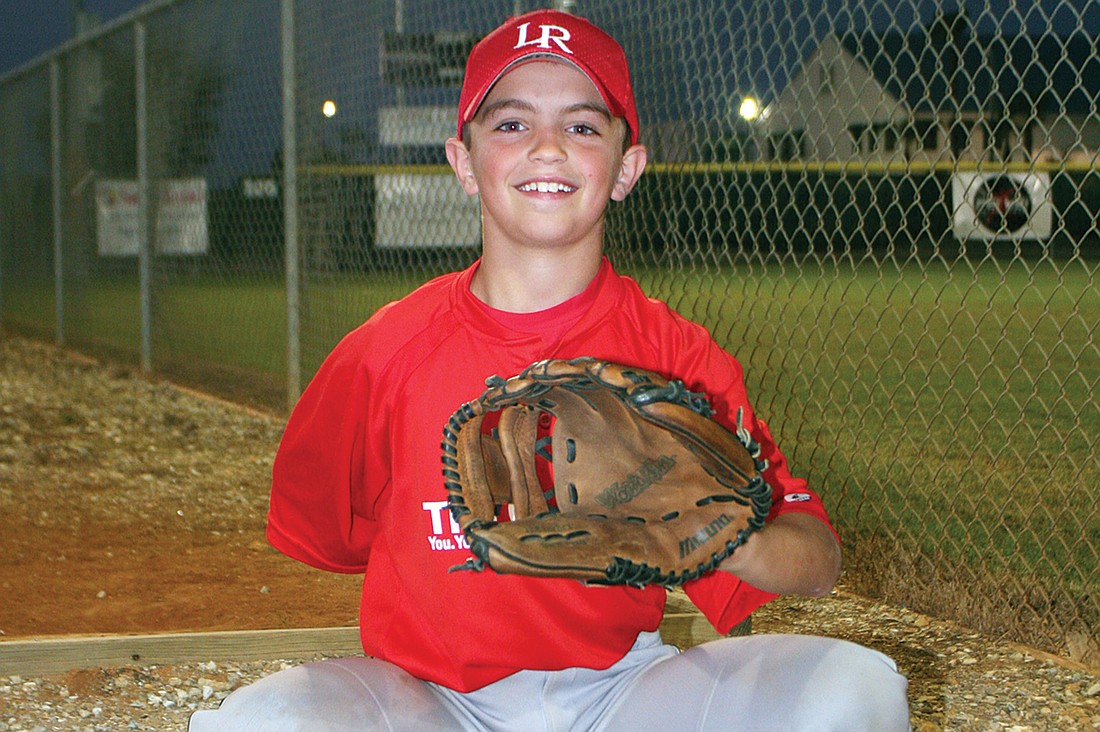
[520,181,574,193]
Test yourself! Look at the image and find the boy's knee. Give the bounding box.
[189,663,347,731]
[693,635,910,731]
[188,658,456,732]
[800,639,910,730]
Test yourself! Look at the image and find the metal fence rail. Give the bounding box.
[1,0,1097,666]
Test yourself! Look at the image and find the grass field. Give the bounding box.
[5,256,1097,631]
[636,257,1098,592]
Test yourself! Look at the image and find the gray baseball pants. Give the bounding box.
[188,631,910,731]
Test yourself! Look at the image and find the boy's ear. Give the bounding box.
[445,137,479,195]
[611,144,648,202]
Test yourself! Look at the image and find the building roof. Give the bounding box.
[837,19,1098,117]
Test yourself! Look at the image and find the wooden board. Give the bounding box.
[1,593,736,676]
[0,626,362,677]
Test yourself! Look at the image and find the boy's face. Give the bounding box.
[446,59,646,255]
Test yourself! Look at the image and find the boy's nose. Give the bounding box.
[528,129,567,164]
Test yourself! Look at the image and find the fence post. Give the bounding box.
[0,184,3,329]
[135,21,153,373]
[282,0,301,409]
[50,58,64,346]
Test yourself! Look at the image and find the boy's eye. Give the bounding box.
[495,120,526,132]
[568,123,598,136]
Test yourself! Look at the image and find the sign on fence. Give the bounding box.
[378,105,452,147]
[951,172,1053,242]
[374,174,479,249]
[95,178,209,256]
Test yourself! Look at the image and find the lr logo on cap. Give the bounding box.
[514,22,574,55]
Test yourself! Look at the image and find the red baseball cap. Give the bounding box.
[456,9,639,145]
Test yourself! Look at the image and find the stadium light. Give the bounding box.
[739,97,760,121]
[322,99,337,118]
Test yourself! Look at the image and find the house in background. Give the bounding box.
[754,12,1099,165]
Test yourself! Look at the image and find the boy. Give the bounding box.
[190,9,909,730]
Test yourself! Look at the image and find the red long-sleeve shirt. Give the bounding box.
[267,258,834,692]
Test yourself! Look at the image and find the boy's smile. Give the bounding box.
[516,180,577,194]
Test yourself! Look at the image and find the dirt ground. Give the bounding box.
[1,333,1098,730]
[0,334,362,638]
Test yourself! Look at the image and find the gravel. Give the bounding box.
[1,659,302,731]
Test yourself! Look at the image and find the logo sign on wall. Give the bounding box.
[951,172,1052,241]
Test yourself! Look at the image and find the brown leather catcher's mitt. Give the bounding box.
[441,358,772,587]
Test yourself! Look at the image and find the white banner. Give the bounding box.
[374,174,480,248]
[95,178,209,256]
[951,172,1052,242]
[95,180,141,256]
[378,105,453,146]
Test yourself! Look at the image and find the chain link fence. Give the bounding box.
[1,0,1097,666]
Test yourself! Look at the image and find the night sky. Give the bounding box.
[2,0,1094,78]
[0,1,145,77]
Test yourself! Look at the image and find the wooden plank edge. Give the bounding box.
[658,612,724,650]
[0,626,362,677]
[0,613,728,677]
